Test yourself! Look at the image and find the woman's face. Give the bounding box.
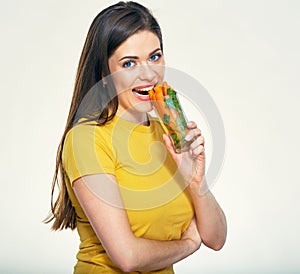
[108,30,165,123]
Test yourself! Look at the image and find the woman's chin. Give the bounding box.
[133,101,153,113]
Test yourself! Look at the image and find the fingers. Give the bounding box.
[190,144,205,156]
[164,120,205,157]
[189,136,205,150]
[185,128,202,142]
[185,121,205,156]
[187,121,198,129]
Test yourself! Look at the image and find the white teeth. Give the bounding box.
[134,86,154,92]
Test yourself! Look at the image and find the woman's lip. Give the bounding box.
[132,92,151,101]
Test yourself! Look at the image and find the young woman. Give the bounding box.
[45,1,227,273]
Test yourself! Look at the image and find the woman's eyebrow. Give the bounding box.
[148,48,161,56]
[118,48,161,62]
[119,55,139,62]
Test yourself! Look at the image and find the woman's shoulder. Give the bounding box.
[64,119,114,152]
[66,118,115,138]
[65,120,96,142]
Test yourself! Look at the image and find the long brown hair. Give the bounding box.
[44,1,163,230]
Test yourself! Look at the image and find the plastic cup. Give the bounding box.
[149,82,195,153]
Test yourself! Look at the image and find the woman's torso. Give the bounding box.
[62,115,194,273]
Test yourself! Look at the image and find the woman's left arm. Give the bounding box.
[188,179,227,250]
[163,121,227,251]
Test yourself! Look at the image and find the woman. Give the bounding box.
[45,1,227,273]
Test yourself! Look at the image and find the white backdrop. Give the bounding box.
[1,0,300,273]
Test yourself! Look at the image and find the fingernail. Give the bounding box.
[185,133,192,141]
[187,121,193,127]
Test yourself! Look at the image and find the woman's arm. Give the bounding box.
[163,122,227,251]
[188,179,227,251]
[73,173,201,272]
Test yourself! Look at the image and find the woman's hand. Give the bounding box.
[164,121,227,251]
[163,121,205,187]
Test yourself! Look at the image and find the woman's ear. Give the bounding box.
[102,75,107,88]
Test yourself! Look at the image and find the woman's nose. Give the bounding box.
[138,64,156,82]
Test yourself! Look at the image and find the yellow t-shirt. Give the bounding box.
[62,115,194,273]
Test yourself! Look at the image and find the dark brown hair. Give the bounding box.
[45,1,163,230]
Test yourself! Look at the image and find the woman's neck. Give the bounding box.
[116,108,149,126]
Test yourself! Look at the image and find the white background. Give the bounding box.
[1,0,300,273]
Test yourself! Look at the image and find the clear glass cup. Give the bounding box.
[149,82,195,153]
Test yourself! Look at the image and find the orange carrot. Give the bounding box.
[162,82,168,96]
[155,86,164,101]
[148,88,155,99]
[149,89,161,116]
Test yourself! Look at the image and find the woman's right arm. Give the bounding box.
[73,173,201,272]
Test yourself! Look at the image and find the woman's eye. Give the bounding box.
[149,53,161,62]
[123,60,135,68]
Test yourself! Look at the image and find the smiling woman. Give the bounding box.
[44,1,227,273]
[108,30,165,124]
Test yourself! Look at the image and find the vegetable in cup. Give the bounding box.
[149,82,195,153]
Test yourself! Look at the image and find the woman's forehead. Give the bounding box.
[112,31,161,59]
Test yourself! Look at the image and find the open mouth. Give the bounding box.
[132,85,154,96]
[131,84,157,102]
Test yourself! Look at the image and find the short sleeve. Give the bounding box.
[62,123,116,185]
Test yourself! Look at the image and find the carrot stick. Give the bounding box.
[162,82,168,96]
[148,88,155,99]
[154,86,164,101]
